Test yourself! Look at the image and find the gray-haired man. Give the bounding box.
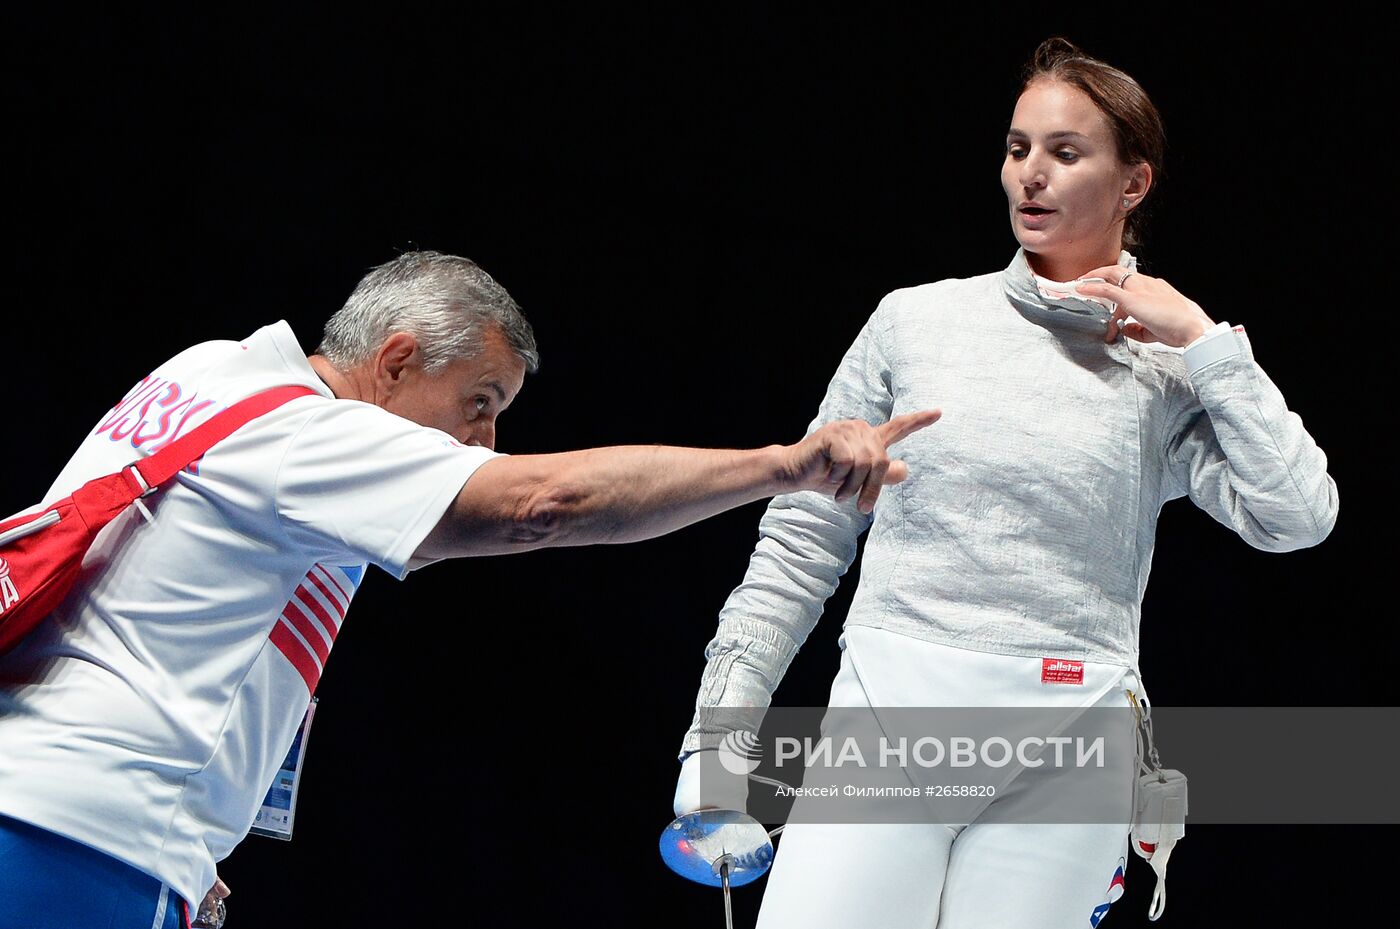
[0,250,937,928]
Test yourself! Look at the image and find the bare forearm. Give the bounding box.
[420,443,791,558]
[417,410,936,560]
[525,443,791,546]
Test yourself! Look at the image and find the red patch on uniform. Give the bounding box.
[1041,658,1084,684]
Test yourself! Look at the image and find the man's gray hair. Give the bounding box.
[318,251,539,375]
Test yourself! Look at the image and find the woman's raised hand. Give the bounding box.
[1076,265,1216,347]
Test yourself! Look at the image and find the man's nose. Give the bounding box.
[468,417,497,451]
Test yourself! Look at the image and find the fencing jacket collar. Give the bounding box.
[1001,246,1138,336]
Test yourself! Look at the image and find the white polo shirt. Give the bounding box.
[0,320,498,906]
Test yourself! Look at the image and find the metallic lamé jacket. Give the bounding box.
[681,249,1338,754]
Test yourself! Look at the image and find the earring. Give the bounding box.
[1122,199,1131,207]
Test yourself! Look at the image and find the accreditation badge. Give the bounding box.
[251,697,319,840]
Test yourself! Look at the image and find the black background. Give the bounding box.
[3,8,1389,928]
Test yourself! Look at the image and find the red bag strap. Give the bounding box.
[130,385,320,492]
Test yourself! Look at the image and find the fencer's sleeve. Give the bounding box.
[679,298,897,757]
[1160,324,1338,551]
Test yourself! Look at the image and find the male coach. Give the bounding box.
[0,250,938,928]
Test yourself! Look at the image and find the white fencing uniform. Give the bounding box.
[676,249,1338,926]
[754,627,1141,928]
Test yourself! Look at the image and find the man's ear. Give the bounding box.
[372,332,421,396]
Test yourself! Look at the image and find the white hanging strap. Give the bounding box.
[1147,842,1172,920]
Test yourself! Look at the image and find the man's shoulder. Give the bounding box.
[75,323,329,466]
[134,322,331,419]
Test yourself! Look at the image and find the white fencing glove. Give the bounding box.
[673,747,751,817]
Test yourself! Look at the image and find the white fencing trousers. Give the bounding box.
[755,627,1142,929]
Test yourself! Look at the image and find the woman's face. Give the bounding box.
[1001,78,1145,278]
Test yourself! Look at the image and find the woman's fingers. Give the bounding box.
[1078,278,1129,304]
[1120,322,1162,343]
[1083,264,1132,285]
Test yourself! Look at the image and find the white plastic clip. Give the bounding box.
[126,465,158,498]
[126,465,157,524]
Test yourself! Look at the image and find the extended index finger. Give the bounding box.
[877,409,941,447]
